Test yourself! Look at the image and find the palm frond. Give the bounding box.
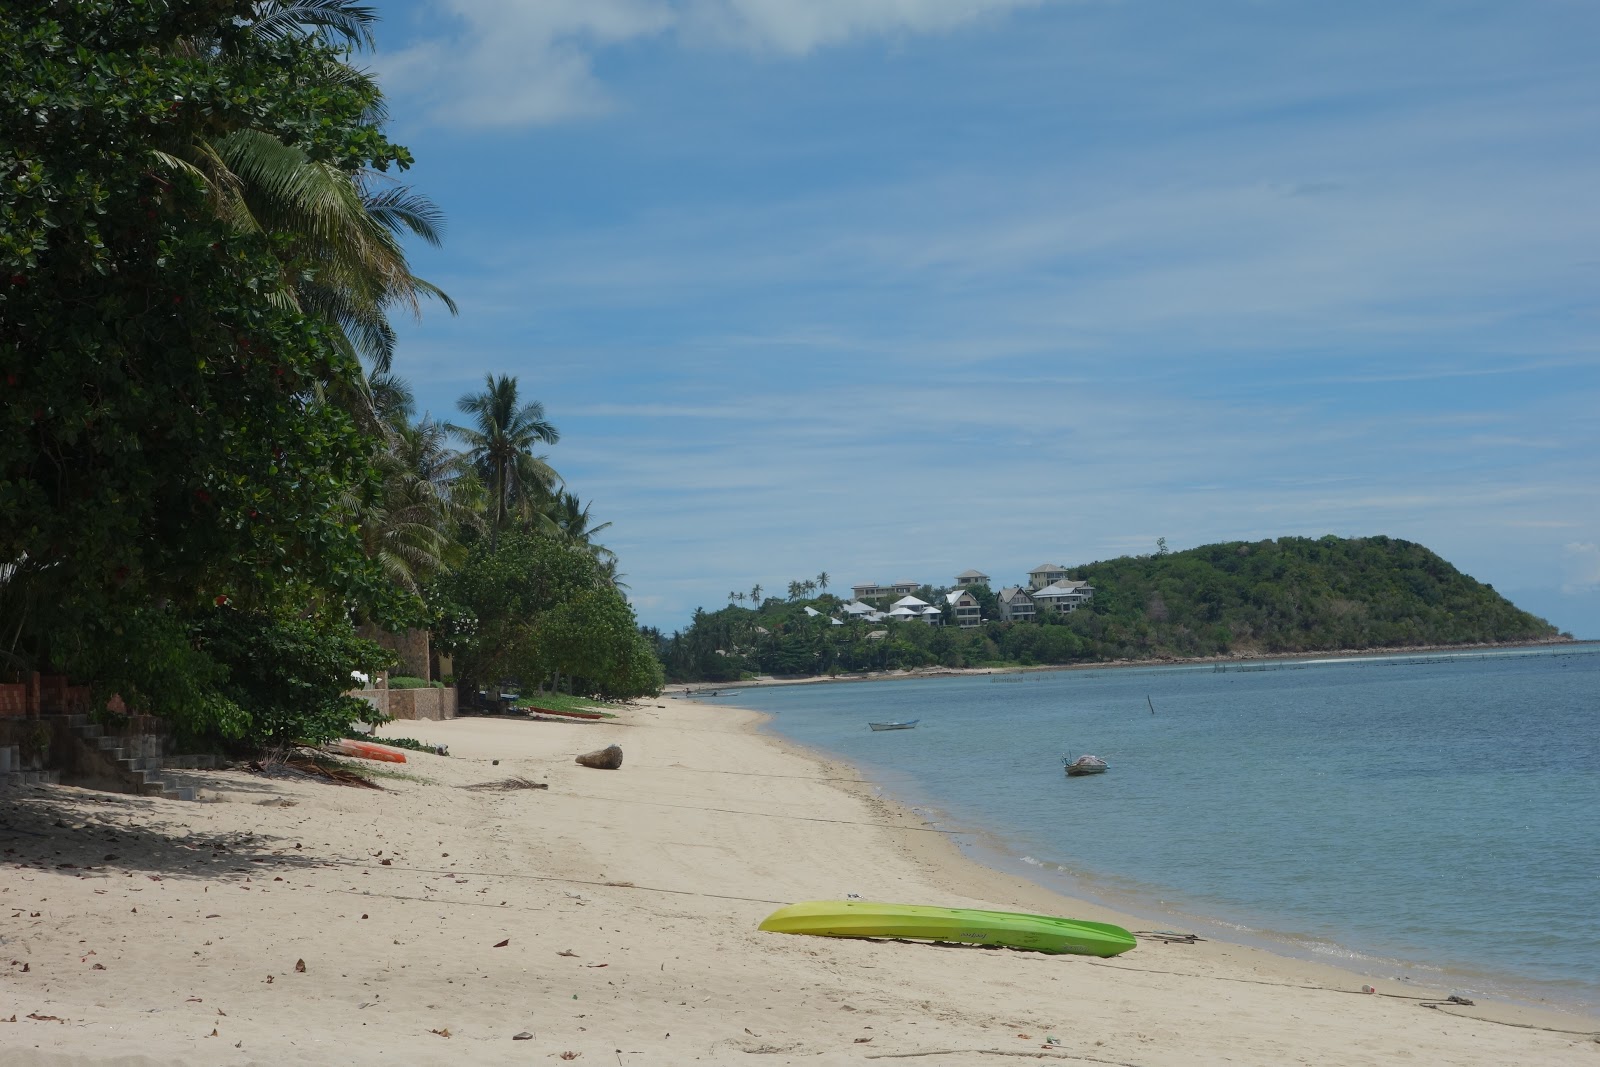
[251,0,378,49]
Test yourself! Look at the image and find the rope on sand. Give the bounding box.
[864,1050,1146,1065]
[558,792,968,834]
[1086,960,1600,1039]
[315,857,793,905]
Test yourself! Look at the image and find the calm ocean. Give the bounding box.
[715,644,1600,1014]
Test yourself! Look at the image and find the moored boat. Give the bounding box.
[1063,753,1107,776]
[868,719,919,731]
[759,900,1135,957]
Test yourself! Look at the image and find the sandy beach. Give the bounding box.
[3,699,1596,1066]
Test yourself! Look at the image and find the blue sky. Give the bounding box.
[370,0,1600,637]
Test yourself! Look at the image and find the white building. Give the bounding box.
[1030,579,1095,616]
[945,588,981,627]
[996,586,1036,622]
[1028,563,1072,590]
[953,569,991,588]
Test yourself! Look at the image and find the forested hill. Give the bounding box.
[1073,535,1561,657]
[652,536,1563,682]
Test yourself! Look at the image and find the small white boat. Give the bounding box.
[1063,754,1107,776]
[868,719,919,732]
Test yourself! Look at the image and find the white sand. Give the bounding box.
[2,699,1596,1065]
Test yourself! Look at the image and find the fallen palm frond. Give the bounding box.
[248,750,383,789]
[461,776,548,792]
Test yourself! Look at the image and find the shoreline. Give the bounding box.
[681,636,1596,693]
[741,701,1600,1023]
[3,697,1596,1064]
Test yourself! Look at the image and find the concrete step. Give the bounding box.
[0,769,59,788]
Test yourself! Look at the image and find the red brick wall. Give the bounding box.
[0,684,25,717]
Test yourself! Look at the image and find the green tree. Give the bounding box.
[0,0,433,742]
[449,374,560,545]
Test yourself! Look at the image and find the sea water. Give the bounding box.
[720,644,1600,1013]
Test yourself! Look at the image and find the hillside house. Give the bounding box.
[1028,563,1071,590]
[945,588,982,627]
[953,569,991,588]
[996,586,1036,622]
[1031,579,1095,616]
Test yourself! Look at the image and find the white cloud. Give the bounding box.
[381,0,673,126]
[381,0,1054,126]
[681,0,1051,54]
[1563,542,1600,593]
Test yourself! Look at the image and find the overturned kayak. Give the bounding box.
[759,900,1135,957]
[327,739,408,763]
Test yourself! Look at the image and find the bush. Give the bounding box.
[198,608,397,749]
[389,675,442,690]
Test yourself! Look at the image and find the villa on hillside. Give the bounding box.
[841,563,1092,629]
[852,580,920,602]
[1031,579,1095,616]
[890,595,944,625]
[1028,563,1073,590]
[945,588,981,627]
[996,585,1036,622]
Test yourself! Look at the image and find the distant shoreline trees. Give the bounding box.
[655,537,1563,682]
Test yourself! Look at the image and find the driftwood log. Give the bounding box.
[575,744,623,770]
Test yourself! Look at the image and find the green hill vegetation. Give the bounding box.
[652,536,1562,682]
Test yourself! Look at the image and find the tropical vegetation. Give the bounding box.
[654,536,1562,681]
[0,0,660,750]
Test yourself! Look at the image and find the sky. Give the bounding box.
[369,0,1600,637]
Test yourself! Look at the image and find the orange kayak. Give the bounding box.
[328,739,408,763]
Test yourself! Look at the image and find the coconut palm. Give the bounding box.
[543,491,616,565]
[750,584,763,606]
[357,417,472,594]
[817,571,830,593]
[157,0,455,386]
[449,374,560,545]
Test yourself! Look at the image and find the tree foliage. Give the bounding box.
[433,533,661,700]
[0,0,421,743]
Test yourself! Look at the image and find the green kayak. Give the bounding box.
[758,900,1136,957]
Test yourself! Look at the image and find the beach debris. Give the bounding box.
[513,1031,533,1040]
[294,959,306,973]
[493,939,510,948]
[574,745,623,770]
[430,1028,451,1038]
[462,777,547,792]
[1136,930,1203,945]
[1445,994,1475,1005]
[558,950,578,957]
[1361,984,1377,994]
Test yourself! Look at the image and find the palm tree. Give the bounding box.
[817,571,830,593]
[449,375,560,546]
[159,1,455,383]
[357,417,477,594]
[543,491,613,556]
[750,584,763,606]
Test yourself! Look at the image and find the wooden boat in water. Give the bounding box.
[759,900,1136,957]
[867,719,919,731]
[1063,753,1107,776]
